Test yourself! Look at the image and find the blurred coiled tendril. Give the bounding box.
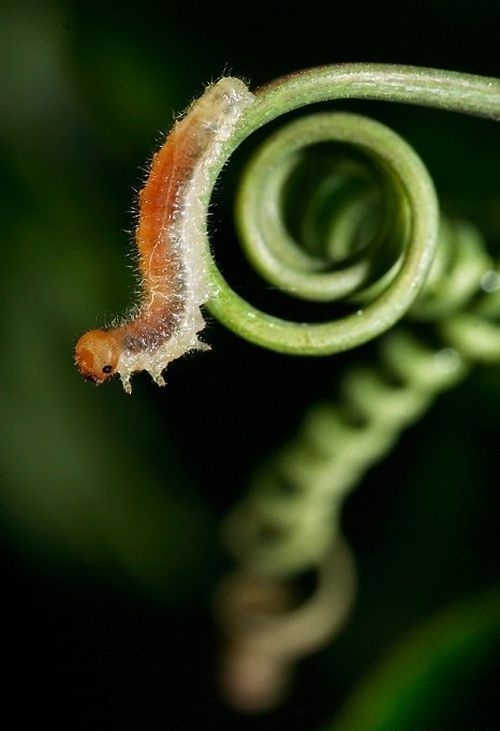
[199,65,500,710]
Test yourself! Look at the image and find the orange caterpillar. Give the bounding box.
[75,78,254,393]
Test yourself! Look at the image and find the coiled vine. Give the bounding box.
[201,64,500,711]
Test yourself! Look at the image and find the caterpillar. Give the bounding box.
[75,77,255,393]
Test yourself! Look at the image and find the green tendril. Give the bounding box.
[204,64,500,355]
[208,64,500,574]
[212,67,500,701]
[223,213,500,577]
[206,65,500,574]
[210,65,500,576]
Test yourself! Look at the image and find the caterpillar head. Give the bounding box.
[75,329,120,384]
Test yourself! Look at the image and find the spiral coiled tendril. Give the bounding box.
[211,65,500,710]
[224,223,500,577]
[224,325,468,577]
[205,64,500,353]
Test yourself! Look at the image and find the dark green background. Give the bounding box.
[0,1,499,728]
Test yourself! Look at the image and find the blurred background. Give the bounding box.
[0,1,499,728]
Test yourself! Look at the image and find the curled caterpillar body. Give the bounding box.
[75,78,255,393]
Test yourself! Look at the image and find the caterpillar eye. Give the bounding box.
[102,365,113,374]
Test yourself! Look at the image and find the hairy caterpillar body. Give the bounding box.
[75,78,255,393]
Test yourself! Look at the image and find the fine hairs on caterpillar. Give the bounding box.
[75,78,255,393]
